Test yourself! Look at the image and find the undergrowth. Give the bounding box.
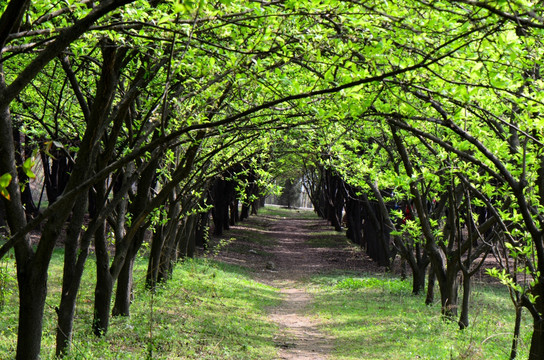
[259,205,318,220]
[0,253,281,359]
[307,273,532,360]
[0,207,534,360]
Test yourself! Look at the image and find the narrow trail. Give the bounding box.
[263,216,336,360]
[213,211,378,360]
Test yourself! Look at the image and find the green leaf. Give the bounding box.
[0,188,9,201]
[0,173,11,188]
[22,157,36,179]
[0,173,11,201]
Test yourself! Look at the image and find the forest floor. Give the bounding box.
[0,206,525,359]
[211,207,385,359]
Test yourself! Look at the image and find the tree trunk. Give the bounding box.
[0,197,6,231]
[112,227,146,317]
[157,217,183,284]
[345,195,363,246]
[360,195,391,267]
[112,256,135,317]
[146,224,165,290]
[55,228,93,356]
[41,150,72,205]
[361,201,382,262]
[55,195,88,356]
[185,215,197,258]
[13,127,37,217]
[15,206,64,359]
[529,319,544,360]
[113,158,157,313]
[177,215,197,260]
[458,272,471,329]
[426,267,436,305]
[240,203,250,220]
[92,273,113,337]
[412,262,427,296]
[195,210,209,248]
[251,199,259,215]
[212,179,229,236]
[510,305,522,360]
[230,199,239,225]
[440,268,459,319]
[92,222,113,336]
[151,196,181,287]
[1,97,46,360]
[528,277,544,360]
[16,269,47,360]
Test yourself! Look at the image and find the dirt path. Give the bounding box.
[263,217,336,360]
[269,285,331,360]
[213,212,379,360]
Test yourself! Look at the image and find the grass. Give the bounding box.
[0,252,281,359]
[259,205,319,220]
[0,208,535,359]
[305,231,353,248]
[258,205,532,359]
[306,272,532,360]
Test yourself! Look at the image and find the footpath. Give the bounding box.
[213,210,374,359]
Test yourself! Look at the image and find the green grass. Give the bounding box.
[306,273,532,360]
[0,252,281,359]
[305,230,353,248]
[259,205,318,219]
[0,211,535,360]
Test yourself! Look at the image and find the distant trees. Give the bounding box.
[278,178,301,209]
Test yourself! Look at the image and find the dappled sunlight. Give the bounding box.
[307,274,532,360]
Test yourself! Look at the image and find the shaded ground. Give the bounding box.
[211,210,384,360]
[212,214,383,279]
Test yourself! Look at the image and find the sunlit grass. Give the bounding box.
[0,252,281,359]
[259,205,318,219]
[307,273,532,360]
[0,209,534,360]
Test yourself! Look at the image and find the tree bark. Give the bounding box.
[16,271,47,360]
[55,194,88,356]
[113,155,158,313]
[112,255,135,316]
[529,319,544,360]
[425,267,436,305]
[411,260,427,296]
[157,205,183,284]
[146,223,165,290]
[194,210,209,248]
[458,273,471,329]
[13,127,37,216]
[230,198,239,225]
[440,267,460,319]
[177,214,197,260]
[0,79,43,360]
[345,194,363,246]
[92,221,113,336]
[510,305,522,360]
[240,203,250,220]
